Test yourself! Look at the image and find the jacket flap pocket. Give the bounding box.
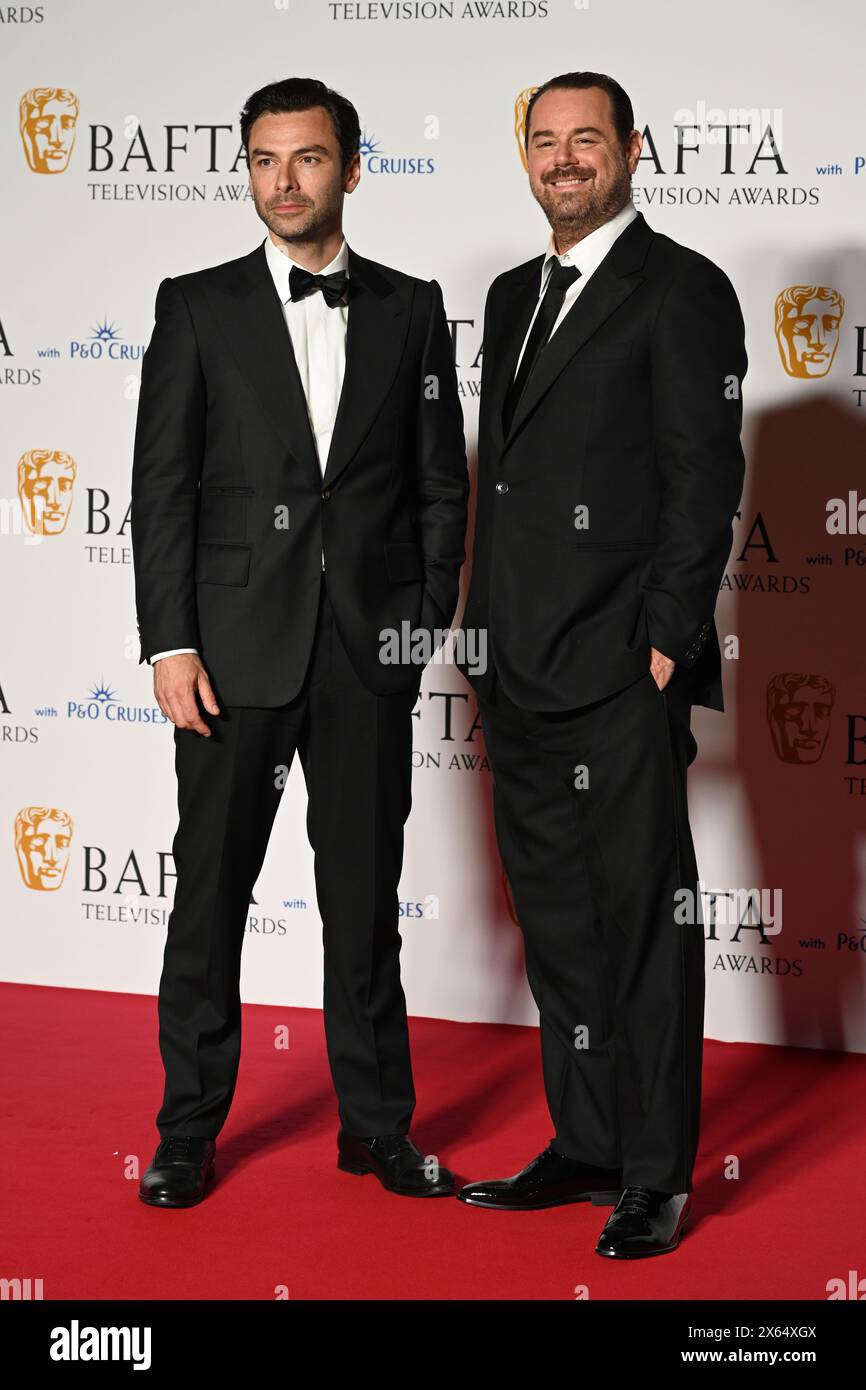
[195,542,251,586]
[384,541,424,582]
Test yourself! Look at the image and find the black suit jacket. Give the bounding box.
[131,241,469,706]
[461,211,747,713]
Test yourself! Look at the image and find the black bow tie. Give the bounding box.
[288,264,349,308]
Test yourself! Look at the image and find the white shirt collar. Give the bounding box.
[263,232,349,303]
[540,200,638,293]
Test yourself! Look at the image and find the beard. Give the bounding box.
[252,183,342,245]
[533,155,632,240]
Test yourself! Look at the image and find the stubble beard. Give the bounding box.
[254,183,342,247]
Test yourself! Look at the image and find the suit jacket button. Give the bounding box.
[496,481,509,494]
[322,488,331,500]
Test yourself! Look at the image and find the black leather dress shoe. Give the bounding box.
[138,1136,216,1208]
[595,1187,690,1257]
[456,1144,622,1210]
[337,1130,455,1196]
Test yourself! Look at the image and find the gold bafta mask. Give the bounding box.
[766,673,835,764]
[774,285,844,378]
[18,449,77,536]
[19,87,79,174]
[15,806,74,891]
[514,87,539,172]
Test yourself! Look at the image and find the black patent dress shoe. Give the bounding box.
[595,1187,690,1257]
[138,1136,216,1208]
[456,1144,622,1210]
[337,1130,456,1196]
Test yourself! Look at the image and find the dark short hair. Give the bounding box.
[524,72,635,152]
[240,77,361,170]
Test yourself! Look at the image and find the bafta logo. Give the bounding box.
[514,87,539,172]
[18,449,77,536]
[15,806,74,891]
[766,673,835,764]
[19,87,79,173]
[774,285,845,378]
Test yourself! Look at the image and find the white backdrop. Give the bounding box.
[3,0,865,1053]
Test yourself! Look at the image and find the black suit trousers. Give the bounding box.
[480,664,705,1194]
[155,573,417,1139]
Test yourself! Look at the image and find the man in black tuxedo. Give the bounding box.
[131,78,468,1207]
[456,72,747,1256]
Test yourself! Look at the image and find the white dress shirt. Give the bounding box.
[264,229,349,483]
[512,199,638,379]
[150,233,349,663]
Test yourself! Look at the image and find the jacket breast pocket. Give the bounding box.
[573,540,656,551]
[587,344,633,363]
[577,343,640,387]
[384,541,424,583]
[195,541,251,586]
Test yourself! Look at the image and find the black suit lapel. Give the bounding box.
[485,264,543,456]
[321,246,407,489]
[204,242,321,486]
[491,212,655,449]
[202,241,408,491]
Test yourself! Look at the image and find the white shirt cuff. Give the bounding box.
[150,647,198,663]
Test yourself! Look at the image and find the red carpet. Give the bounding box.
[1,981,863,1301]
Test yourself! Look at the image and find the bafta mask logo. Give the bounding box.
[514,87,539,172]
[15,805,74,891]
[19,87,79,174]
[18,449,77,535]
[774,285,845,378]
[767,673,835,764]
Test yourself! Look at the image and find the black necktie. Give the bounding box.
[288,263,349,308]
[503,260,580,433]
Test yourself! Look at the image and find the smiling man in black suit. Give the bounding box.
[132,77,468,1207]
[457,72,747,1256]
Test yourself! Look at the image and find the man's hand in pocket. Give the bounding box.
[650,648,676,692]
